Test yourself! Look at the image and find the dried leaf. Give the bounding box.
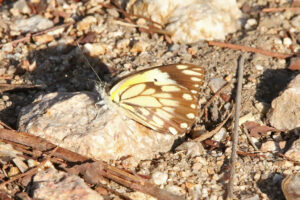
[0,83,42,93]
[78,32,97,44]
[244,121,278,138]
[244,121,260,129]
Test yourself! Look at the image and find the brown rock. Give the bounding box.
[260,140,286,153]
[32,168,103,200]
[268,74,300,130]
[33,34,54,44]
[77,16,97,32]
[83,43,107,57]
[282,174,300,200]
[285,138,300,162]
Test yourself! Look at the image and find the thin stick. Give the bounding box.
[0,22,73,48]
[242,125,259,151]
[194,110,232,142]
[262,7,300,12]
[0,121,13,130]
[208,41,293,59]
[0,129,182,200]
[226,55,244,200]
[0,146,59,187]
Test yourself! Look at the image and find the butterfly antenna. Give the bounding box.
[75,41,103,85]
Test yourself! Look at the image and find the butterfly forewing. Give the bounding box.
[109,64,205,135]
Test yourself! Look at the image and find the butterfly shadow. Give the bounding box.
[0,44,111,129]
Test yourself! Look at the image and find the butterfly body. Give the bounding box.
[108,64,205,135]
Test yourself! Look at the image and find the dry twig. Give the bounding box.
[0,129,183,200]
[208,41,293,59]
[262,7,300,12]
[278,153,300,165]
[0,146,59,187]
[226,55,244,200]
[242,125,259,151]
[194,110,232,142]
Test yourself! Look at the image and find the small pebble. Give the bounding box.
[77,16,97,32]
[165,185,185,196]
[151,171,168,185]
[33,34,54,44]
[273,173,283,184]
[255,64,264,71]
[13,0,31,14]
[7,65,16,75]
[8,166,20,176]
[107,8,119,18]
[2,43,14,53]
[208,78,226,93]
[212,128,227,142]
[130,41,150,53]
[245,18,257,29]
[283,37,292,47]
[260,140,286,152]
[83,43,107,56]
[2,95,9,101]
[291,15,300,30]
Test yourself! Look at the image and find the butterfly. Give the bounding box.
[106,64,205,135]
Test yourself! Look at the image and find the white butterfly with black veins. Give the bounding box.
[104,64,205,135]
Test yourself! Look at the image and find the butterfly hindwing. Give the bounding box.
[109,64,205,135]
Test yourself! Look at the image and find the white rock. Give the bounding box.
[175,141,204,157]
[130,0,242,43]
[245,18,257,29]
[212,128,227,142]
[268,74,300,130]
[239,113,256,126]
[12,157,28,173]
[208,77,227,93]
[77,16,97,32]
[127,192,156,200]
[260,140,286,152]
[11,15,54,33]
[283,37,292,47]
[12,0,31,14]
[243,194,260,200]
[32,168,103,200]
[83,43,107,56]
[291,15,300,31]
[255,64,264,71]
[165,185,185,196]
[0,142,22,161]
[151,171,168,185]
[18,92,179,161]
[2,43,14,53]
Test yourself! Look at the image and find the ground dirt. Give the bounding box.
[0,0,299,199]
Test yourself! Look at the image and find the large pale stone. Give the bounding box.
[126,0,242,43]
[18,92,179,161]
